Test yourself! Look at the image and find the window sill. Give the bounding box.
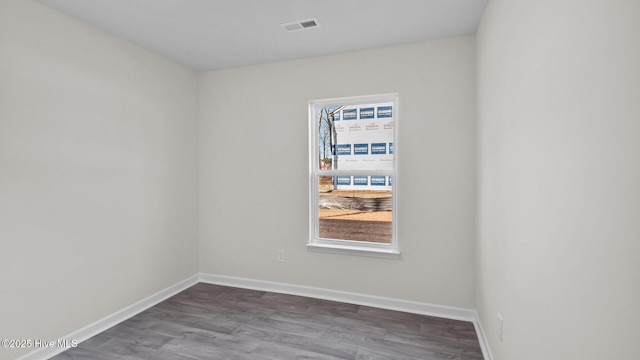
[307,242,401,260]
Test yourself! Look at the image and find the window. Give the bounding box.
[308,94,399,258]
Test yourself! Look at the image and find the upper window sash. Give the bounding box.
[309,94,398,173]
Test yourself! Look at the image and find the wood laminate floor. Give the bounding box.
[52,283,484,360]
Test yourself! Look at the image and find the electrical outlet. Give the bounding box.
[277,249,286,263]
[496,313,503,342]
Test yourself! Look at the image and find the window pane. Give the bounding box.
[317,176,392,244]
[317,103,394,171]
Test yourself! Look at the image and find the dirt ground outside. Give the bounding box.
[319,188,392,222]
[319,218,391,243]
[317,181,392,242]
[320,189,392,198]
[319,209,391,222]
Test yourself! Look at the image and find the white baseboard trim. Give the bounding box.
[16,274,200,360]
[200,273,494,360]
[472,310,495,360]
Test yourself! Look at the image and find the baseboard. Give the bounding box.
[472,310,495,360]
[16,274,200,360]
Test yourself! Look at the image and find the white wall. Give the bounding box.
[199,37,477,308]
[476,0,640,359]
[0,1,199,359]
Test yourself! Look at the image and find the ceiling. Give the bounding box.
[35,0,488,72]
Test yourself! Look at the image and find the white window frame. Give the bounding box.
[307,93,400,259]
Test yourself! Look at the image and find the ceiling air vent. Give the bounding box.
[281,17,320,32]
